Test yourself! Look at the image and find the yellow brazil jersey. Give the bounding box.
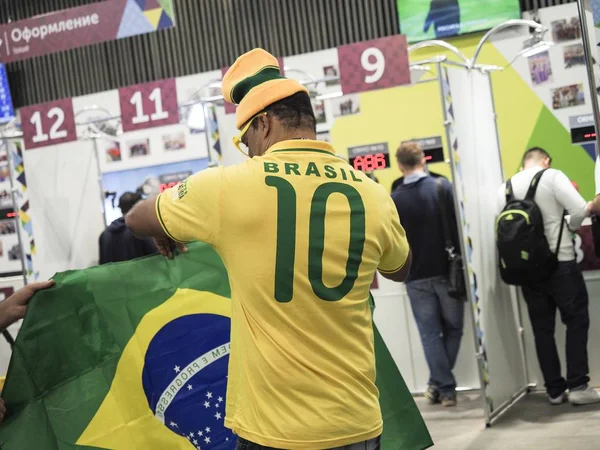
[156,140,409,449]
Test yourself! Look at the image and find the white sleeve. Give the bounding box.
[552,170,588,230]
[497,183,507,214]
[596,156,600,195]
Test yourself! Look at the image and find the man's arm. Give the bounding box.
[126,195,167,239]
[552,170,590,230]
[378,196,412,283]
[589,156,600,215]
[379,249,412,282]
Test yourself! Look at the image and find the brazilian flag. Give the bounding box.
[0,243,432,450]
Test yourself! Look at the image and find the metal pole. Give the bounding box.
[577,0,600,158]
[201,102,215,166]
[91,137,108,227]
[3,139,28,285]
[436,62,491,424]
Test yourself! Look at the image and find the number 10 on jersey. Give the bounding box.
[119,78,180,132]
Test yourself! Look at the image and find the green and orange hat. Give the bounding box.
[222,48,309,129]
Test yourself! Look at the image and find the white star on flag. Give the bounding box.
[204,401,210,408]
[206,392,213,399]
[190,432,195,438]
[204,437,211,444]
[174,366,180,373]
[193,439,198,445]
[215,402,219,408]
[205,427,211,433]
[169,421,178,428]
[187,384,193,391]
[218,396,224,403]
[226,437,229,441]
[215,412,222,420]
[198,431,203,437]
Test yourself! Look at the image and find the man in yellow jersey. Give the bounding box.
[126,48,412,450]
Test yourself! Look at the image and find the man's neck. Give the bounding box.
[402,167,426,177]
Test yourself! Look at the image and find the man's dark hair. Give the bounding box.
[119,192,143,215]
[253,91,316,132]
[522,147,552,167]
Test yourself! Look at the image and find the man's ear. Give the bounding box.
[258,114,271,139]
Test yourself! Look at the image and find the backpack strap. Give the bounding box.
[505,179,514,203]
[525,168,548,201]
[555,210,566,257]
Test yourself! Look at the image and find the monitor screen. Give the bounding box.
[398,0,521,43]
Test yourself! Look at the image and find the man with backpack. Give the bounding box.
[496,147,598,405]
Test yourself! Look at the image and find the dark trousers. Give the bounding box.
[522,261,590,398]
[236,436,381,450]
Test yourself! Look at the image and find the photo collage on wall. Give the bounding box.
[0,145,22,276]
[528,15,587,110]
[101,128,188,165]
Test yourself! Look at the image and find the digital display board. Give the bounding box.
[569,114,597,145]
[348,143,390,172]
[0,64,14,123]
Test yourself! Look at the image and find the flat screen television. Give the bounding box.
[398,0,521,43]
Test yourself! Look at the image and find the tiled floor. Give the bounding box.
[416,391,600,449]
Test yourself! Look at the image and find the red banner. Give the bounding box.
[20,98,77,150]
[337,35,410,95]
[119,78,180,132]
[0,0,175,64]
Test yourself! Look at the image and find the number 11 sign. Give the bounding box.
[337,35,410,95]
[119,78,180,132]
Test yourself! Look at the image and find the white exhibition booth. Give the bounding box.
[0,2,599,429]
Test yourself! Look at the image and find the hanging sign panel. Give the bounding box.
[337,35,410,95]
[20,98,77,150]
[0,0,175,64]
[119,78,180,132]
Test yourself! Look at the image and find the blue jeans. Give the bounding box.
[406,276,464,396]
[236,436,380,450]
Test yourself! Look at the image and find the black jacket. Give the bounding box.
[99,217,157,265]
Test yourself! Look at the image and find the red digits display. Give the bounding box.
[352,153,388,171]
[159,182,179,193]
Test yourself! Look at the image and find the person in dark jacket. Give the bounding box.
[99,192,157,264]
[424,0,461,39]
[391,142,464,407]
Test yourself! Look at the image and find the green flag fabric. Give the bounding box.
[0,243,432,450]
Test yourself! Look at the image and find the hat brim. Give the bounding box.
[236,79,309,129]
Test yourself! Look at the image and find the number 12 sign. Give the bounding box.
[119,78,180,132]
[337,35,410,95]
[21,98,78,150]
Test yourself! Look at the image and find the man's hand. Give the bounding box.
[588,195,600,216]
[0,280,55,330]
[153,237,188,260]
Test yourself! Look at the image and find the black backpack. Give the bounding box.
[496,169,565,286]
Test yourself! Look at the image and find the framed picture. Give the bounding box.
[331,94,361,118]
[103,140,122,163]
[127,139,150,158]
[323,65,339,86]
[312,100,327,124]
[528,51,553,85]
[551,17,582,43]
[552,84,585,110]
[563,43,585,69]
[162,131,187,151]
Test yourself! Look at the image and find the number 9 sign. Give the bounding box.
[337,35,410,95]
[20,98,78,150]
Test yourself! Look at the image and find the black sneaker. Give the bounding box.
[424,385,440,404]
[441,394,457,407]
